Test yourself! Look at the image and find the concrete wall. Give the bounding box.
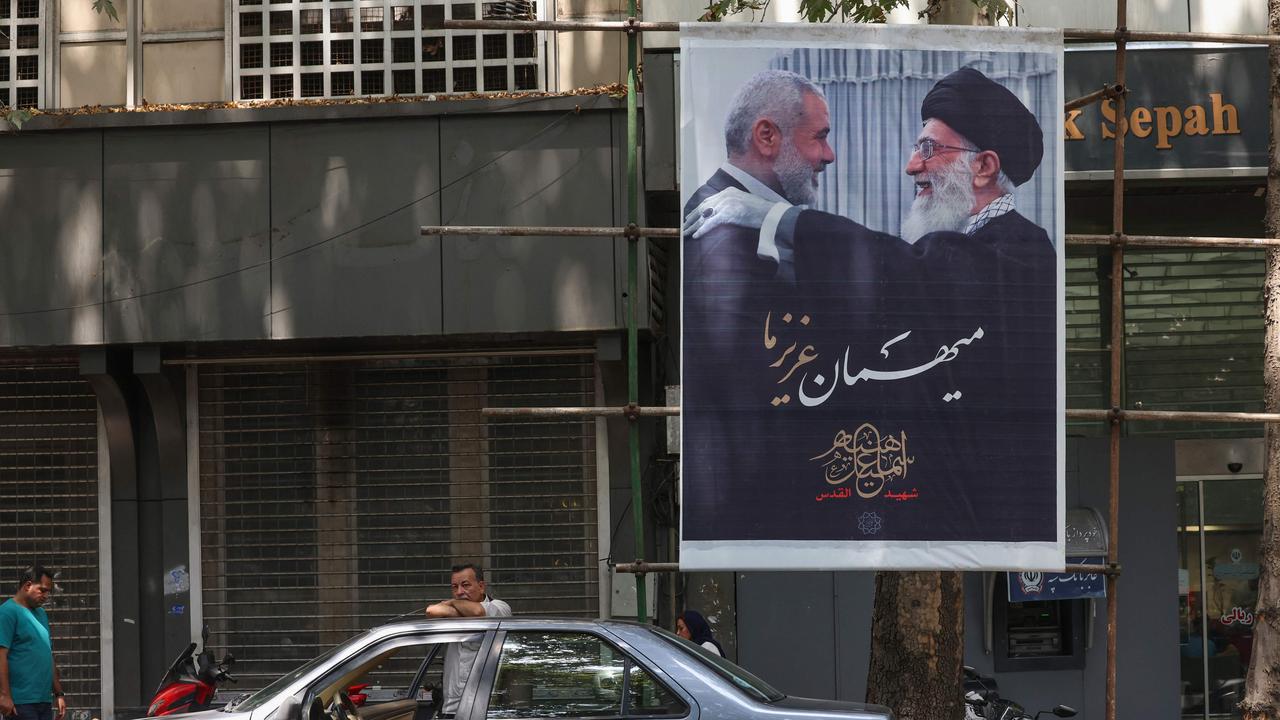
[962,438,1180,720]
[734,438,1180,720]
[0,99,636,346]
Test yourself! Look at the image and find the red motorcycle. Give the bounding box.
[147,627,236,716]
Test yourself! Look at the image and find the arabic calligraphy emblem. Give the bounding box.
[857,512,883,536]
[811,423,915,499]
[1017,572,1044,595]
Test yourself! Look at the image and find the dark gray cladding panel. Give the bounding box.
[439,110,621,334]
[270,118,444,339]
[0,132,104,346]
[103,125,272,343]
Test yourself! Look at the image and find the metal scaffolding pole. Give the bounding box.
[1105,2,1128,718]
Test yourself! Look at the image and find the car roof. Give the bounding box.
[369,616,651,636]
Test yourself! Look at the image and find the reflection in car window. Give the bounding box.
[312,633,484,720]
[624,661,686,716]
[486,632,687,719]
[653,628,785,703]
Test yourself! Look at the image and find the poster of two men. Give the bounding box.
[678,24,1065,571]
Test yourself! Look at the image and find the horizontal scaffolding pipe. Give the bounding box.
[483,405,680,418]
[420,224,679,238]
[428,18,1280,47]
[489,407,1280,423]
[423,225,1278,250]
[433,18,678,31]
[614,561,1117,574]
[615,561,681,574]
[1067,408,1280,423]
[1069,234,1280,249]
[1064,84,1125,112]
[1066,28,1280,45]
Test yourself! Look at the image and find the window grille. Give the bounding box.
[197,354,598,690]
[0,363,100,714]
[0,0,42,109]
[233,0,543,102]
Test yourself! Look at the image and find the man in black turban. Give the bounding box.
[900,66,1048,245]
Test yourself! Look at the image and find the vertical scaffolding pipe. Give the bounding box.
[625,13,648,622]
[1106,4,1128,720]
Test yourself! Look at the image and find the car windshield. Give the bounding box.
[223,637,357,713]
[650,627,785,703]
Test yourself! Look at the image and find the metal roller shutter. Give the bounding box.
[198,353,599,689]
[0,363,101,716]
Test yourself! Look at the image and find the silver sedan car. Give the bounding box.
[175,618,892,720]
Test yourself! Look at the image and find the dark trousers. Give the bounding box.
[13,704,52,720]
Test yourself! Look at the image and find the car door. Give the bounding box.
[301,630,495,720]
[467,630,693,720]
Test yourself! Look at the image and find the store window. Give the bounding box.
[232,0,542,102]
[1177,478,1260,719]
[0,0,42,108]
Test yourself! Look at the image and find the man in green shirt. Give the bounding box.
[0,566,65,720]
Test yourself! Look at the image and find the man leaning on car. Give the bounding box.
[425,564,511,717]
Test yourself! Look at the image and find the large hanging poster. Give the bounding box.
[679,24,1065,570]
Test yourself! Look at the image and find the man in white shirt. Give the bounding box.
[426,564,511,717]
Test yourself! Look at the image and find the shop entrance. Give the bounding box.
[1177,477,1262,719]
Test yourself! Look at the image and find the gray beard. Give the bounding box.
[901,159,976,244]
[775,138,818,206]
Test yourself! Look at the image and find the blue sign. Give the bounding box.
[1008,557,1107,602]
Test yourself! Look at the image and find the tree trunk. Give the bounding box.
[865,571,965,720]
[1241,5,1280,719]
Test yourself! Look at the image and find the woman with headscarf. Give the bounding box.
[675,609,724,657]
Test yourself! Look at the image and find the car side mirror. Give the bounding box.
[1054,706,1078,718]
[277,696,303,720]
[309,697,326,720]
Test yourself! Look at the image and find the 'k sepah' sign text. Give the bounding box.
[1064,94,1241,150]
[1064,45,1265,172]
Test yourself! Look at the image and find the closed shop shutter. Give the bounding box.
[197,353,599,689]
[0,363,101,715]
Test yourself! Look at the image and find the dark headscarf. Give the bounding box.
[919,67,1044,186]
[681,610,725,656]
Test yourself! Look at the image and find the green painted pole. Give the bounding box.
[625,8,647,624]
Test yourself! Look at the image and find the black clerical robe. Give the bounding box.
[682,204,1057,546]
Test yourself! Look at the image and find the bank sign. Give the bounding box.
[1065,44,1265,173]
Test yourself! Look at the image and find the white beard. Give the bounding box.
[775,137,819,206]
[901,158,976,244]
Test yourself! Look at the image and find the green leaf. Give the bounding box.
[3,107,34,131]
[92,0,120,22]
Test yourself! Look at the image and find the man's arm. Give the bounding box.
[0,647,14,716]
[425,599,488,617]
[52,652,65,719]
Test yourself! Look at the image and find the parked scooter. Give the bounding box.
[147,626,237,716]
[963,666,1078,720]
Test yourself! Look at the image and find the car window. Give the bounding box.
[307,632,486,720]
[652,628,784,703]
[335,640,435,707]
[485,631,687,719]
[228,642,352,713]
